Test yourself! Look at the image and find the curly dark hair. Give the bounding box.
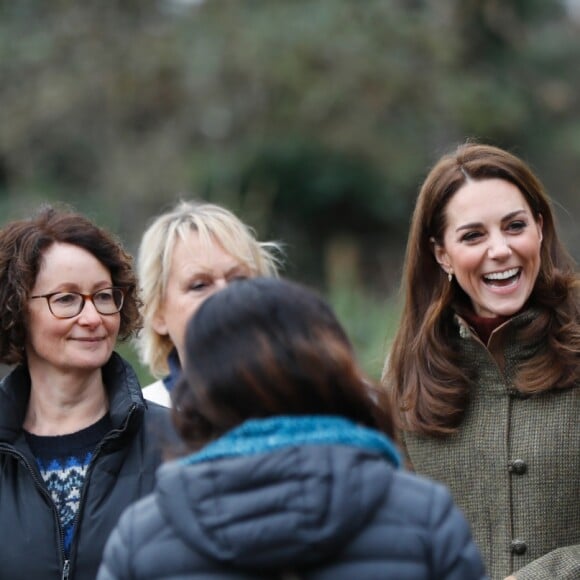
[0,205,142,365]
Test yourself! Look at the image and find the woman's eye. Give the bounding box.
[53,293,77,305]
[507,220,526,232]
[189,281,208,291]
[461,231,482,243]
[94,291,114,303]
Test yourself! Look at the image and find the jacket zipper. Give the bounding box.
[0,403,137,580]
[61,559,70,580]
[67,404,138,576]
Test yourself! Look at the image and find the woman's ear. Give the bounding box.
[431,237,451,273]
[536,213,543,243]
[151,309,169,336]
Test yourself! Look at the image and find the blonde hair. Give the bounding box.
[136,200,282,377]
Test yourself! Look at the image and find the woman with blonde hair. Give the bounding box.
[136,200,282,406]
[384,142,580,579]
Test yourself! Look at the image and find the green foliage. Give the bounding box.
[2,2,579,256]
[1,0,579,379]
[328,281,401,381]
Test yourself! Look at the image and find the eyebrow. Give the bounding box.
[225,264,250,276]
[42,281,114,293]
[455,209,528,232]
[185,264,248,277]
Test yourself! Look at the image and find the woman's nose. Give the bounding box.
[487,233,512,259]
[77,299,103,324]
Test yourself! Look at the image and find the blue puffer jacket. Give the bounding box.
[98,416,487,580]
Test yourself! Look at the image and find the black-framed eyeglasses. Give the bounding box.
[30,287,126,319]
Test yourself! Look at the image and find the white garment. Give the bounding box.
[142,380,171,408]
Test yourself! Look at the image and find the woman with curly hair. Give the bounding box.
[0,205,175,580]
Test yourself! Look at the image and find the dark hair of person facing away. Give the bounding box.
[0,204,141,365]
[172,277,395,450]
[384,142,580,437]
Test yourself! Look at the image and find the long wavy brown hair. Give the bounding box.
[383,142,580,437]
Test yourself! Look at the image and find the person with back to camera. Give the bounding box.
[383,142,580,580]
[98,277,487,580]
[0,205,176,580]
[136,199,282,407]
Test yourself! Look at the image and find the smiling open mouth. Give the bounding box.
[482,267,521,287]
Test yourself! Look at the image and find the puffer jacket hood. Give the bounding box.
[156,441,391,569]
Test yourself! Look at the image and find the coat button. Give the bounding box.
[508,459,527,475]
[511,540,527,555]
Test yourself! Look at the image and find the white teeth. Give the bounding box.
[484,268,519,281]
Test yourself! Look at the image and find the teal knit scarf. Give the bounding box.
[181,415,401,468]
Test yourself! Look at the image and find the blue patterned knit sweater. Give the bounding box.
[25,414,112,556]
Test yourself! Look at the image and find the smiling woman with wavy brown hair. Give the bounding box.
[383,142,580,580]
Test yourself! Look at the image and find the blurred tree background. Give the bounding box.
[1,0,579,382]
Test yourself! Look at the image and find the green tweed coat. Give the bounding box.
[401,309,580,580]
